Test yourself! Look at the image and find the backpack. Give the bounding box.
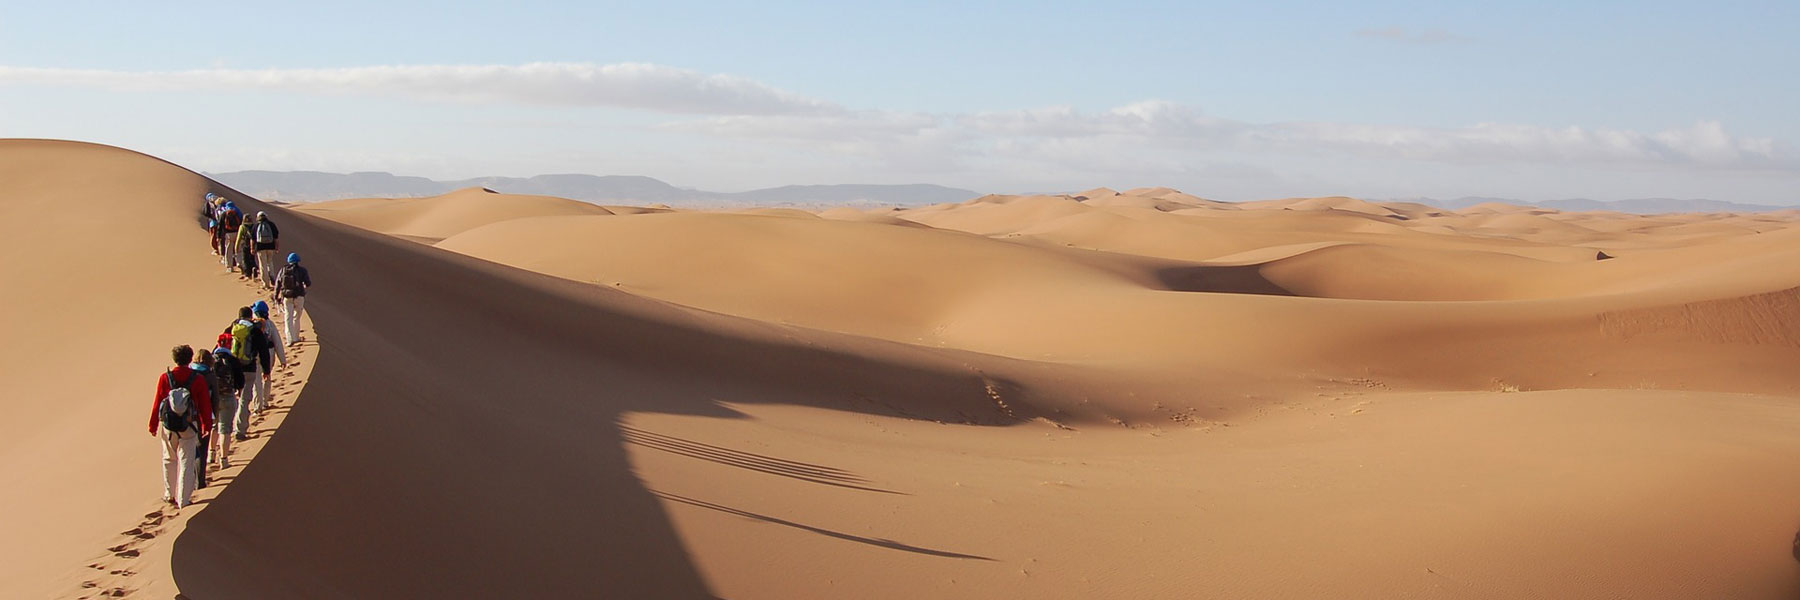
[212,351,242,390]
[253,220,277,244]
[220,209,243,232]
[230,320,255,362]
[160,369,198,436]
[278,266,304,297]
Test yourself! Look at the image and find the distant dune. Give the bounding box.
[209,170,981,207]
[11,141,1800,598]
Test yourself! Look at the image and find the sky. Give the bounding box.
[1,0,1796,203]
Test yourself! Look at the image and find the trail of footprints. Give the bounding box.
[72,276,311,599]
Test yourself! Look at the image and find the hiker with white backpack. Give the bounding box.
[148,345,213,508]
[250,211,281,290]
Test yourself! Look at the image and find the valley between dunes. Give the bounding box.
[7,139,1800,598]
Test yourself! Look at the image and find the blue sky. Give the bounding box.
[2,0,1796,202]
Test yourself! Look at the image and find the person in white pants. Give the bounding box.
[248,302,287,415]
[275,253,312,343]
[283,295,305,342]
[251,212,281,290]
[150,346,212,508]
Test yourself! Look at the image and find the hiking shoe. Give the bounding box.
[220,458,232,469]
[235,433,249,442]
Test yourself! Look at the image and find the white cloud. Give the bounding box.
[0,62,839,116]
[709,101,1793,174]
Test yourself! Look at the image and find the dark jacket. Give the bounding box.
[252,218,280,251]
[278,264,312,298]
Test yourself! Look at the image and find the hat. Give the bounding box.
[253,301,269,317]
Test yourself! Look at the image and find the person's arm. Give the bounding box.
[149,373,167,435]
[195,375,213,433]
[302,268,312,289]
[267,321,288,367]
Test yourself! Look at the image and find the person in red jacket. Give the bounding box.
[149,345,213,508]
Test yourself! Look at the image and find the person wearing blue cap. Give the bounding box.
[275,252,312,343]
[247,301,289,415]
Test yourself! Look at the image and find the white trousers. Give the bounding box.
[257,250,278,287]
[223,235,240,269]
[161,433,200,506]
[282,296,305,341]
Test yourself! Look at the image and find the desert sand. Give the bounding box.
[6,139,1799,598]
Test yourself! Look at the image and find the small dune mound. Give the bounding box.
[1073,186,1120,199]
[433,211,1135,345]
[904,194,1092,236]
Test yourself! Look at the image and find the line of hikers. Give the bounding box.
[150,194,314,508]
[204,192,285,293]
[201,193,311,344]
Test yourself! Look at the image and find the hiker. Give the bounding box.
[149,345,212,508]
[217,201,244,271]
[228,308,260,438]
[239,229,260,283]
[248,301,287,416]
[275,253,312,343]
[200,192,217,232]
[204,194,221,254]
[209,333,244,468]
[190,350,220,488]
[250,211,281,290]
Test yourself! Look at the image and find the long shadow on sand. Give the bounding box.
[170,193,1082,597]
[621,424,902,495]
[652,491,993,561]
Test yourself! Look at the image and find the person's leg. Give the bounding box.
[177,435,199,506]
[195,433,209,488]
[259,250,276,288]
[284,296,304,342]
[161,433,178,504]
[235,369,257,435]
[216,391,236,465]
[255,371,271,412]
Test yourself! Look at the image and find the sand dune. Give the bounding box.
[9,142,1800,598]
[0,140,287,597]
[296,187,614,242]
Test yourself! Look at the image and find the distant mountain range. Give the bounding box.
[1399,196,1796,214]
[206,170,981,207]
